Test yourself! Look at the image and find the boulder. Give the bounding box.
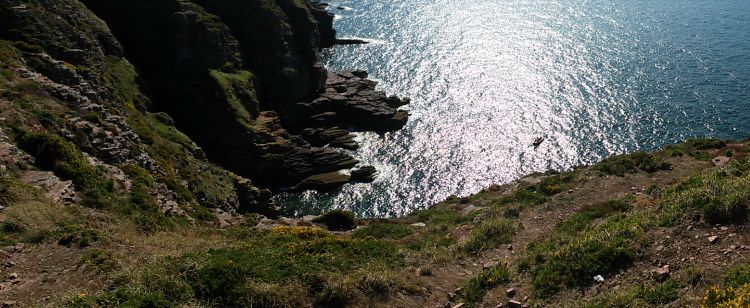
[296,172,351,191]
[350,166,377,183]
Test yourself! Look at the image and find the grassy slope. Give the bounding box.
[2,133,749,307]
[4,39,750,306]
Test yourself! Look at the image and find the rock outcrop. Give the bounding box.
[77,0,409,191]
[0,0,409,220]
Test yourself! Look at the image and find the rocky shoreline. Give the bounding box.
[0,0,410,220]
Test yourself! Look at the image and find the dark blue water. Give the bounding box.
[276,0,750,217]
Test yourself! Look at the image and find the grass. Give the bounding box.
[457,262,511,307]
[594,151,670,176]
[353,223,414,239]
[658,158,750,225]
[72,226,411,307]
[458,219,516,254]
[665,138,728,161]
[585,281,679,307]
[521,197,641,297]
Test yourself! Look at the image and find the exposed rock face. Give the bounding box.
[20,171,76,205]
[78,0,409,191]
[0,0,274,216]
[1,0,409,204]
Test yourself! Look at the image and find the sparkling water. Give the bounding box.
[276,0,750,217]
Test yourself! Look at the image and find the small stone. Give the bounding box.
[12,243,23,253]
[495,304,504,308]
[720,226,729,231]
[447,292,456,300]
[0,301,16,307]
[687,225,693,231]
[708,236,720,244]
[523,296,529,302]
[484,261,498,269]
[411,222,426,228]
[454,287,463,294]
[506,287,516,297]
[452,304,465,308]
[507,244,513,251]
[652,265,670,281]
[7,272,18,280]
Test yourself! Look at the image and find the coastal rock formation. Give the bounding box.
[0,0,408,220]
[77,0,408,190]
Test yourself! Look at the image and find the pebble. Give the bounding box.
[708,236,720,244]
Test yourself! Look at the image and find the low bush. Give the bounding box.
[313,210,357,231]
[594,152,670,176]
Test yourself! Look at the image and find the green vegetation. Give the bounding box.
[458,219,516,254]
[521,197,640,297]
[586,281,679,307]
[658,159,750,225]
[71,226,411,307]
[79,249,119,272]
[457,262,511,307]
[353,223,414,239]
[594,151,670,176]
[313,210,357,231]
[665,138,728,161]
[15,130,115,207]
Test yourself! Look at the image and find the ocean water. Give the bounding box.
[276,0,750,217]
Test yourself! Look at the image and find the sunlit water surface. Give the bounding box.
[275,0,750,217]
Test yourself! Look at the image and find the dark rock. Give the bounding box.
[312,209,356,231]
[507,301,522,308]
[296,172,351,192]
[350,166,376,183]
[351,70,368,78]
[335,38,369,45]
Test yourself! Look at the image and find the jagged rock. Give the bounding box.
[20,171,76,205]
[507,301,522,308]
[709,235,720,243]
[296,172,351,191]
[350,165,376,183]
[235,176,277,218]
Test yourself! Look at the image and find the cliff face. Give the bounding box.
[0,0,409,221]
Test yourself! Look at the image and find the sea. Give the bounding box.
[275,0,750,217]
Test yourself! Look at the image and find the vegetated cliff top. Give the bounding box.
[4,110,750,307]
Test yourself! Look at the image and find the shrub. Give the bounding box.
[313,210,357,231]
[639,281,678,305]
[705,284,750,307]
[15,130,114,207]
[594,152,670,176]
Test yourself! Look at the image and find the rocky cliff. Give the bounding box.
[0,0,410,222]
